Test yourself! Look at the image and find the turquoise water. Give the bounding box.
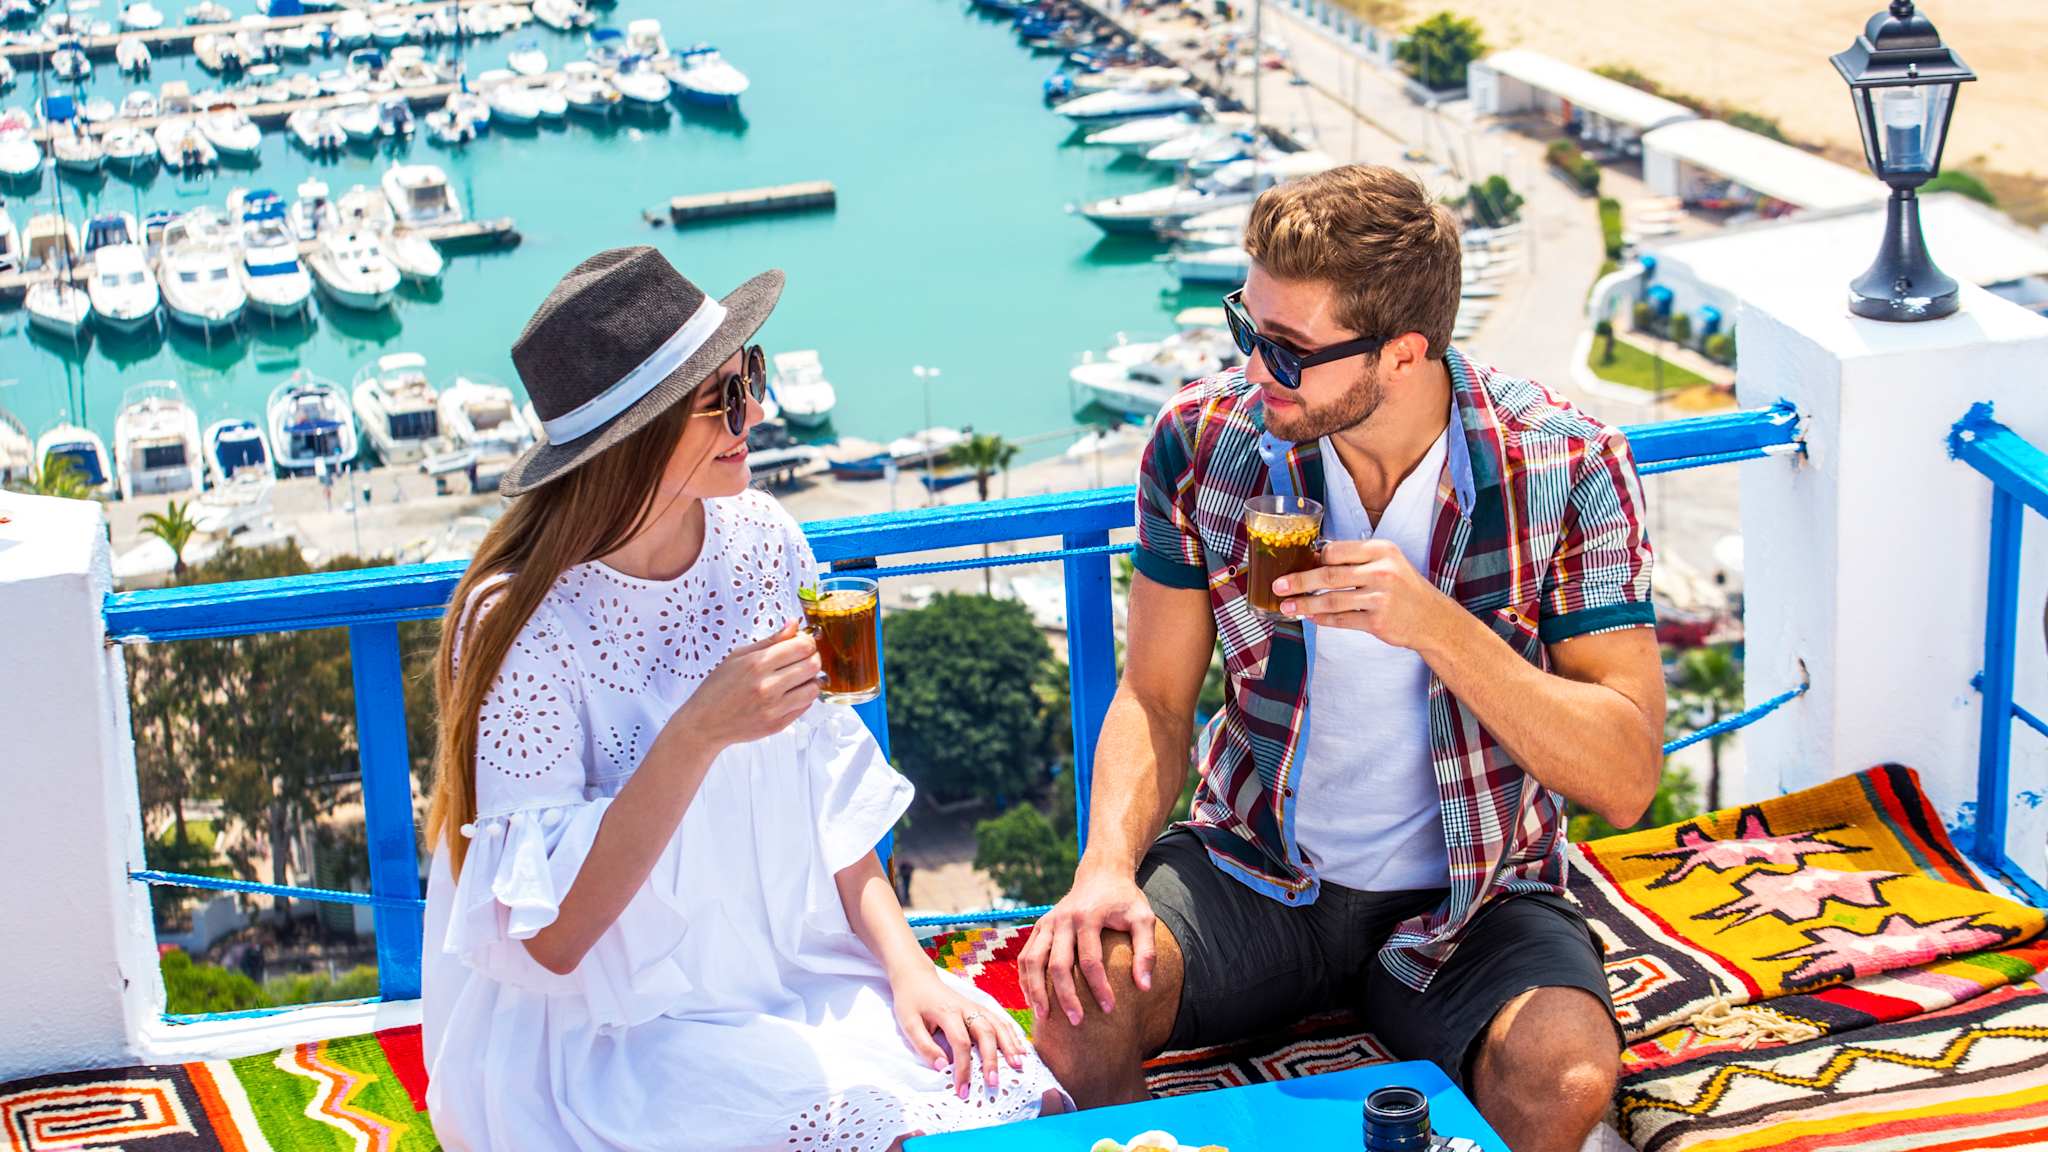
[1,0,1209,464]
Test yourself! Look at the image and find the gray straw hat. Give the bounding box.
[499,246,783,496]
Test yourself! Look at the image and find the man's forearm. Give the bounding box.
[1079,688,1195,876]
[1417,610,1660,825]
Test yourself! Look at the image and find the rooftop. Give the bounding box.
[1475,49,1699,132]
[1640,117,1892,213]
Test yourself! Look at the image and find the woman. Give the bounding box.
[421,247,1068,1150]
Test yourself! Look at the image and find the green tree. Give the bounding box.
[883,594,1061,806]
[1669,311,1694,347]
[1703,331,1736,366]
[1396,12,1486,91]
[973,804,1077,905]
[140,499,201,580]
[10,452,93,500]
[1673,645,1743,810]
[946,432,1021,594]
[1723,109,1786,142]
[1466,175,1523,228]
[161,948,267,1014]
[1925,169,1996,206]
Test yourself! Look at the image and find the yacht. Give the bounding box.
[671,43,748,108]
[1077,151,1334,235]
[612,58,670,108]
[192,32,245,73]
[0,107,41,181]
[287,107,346,153]
[154,118,219,171]
[86,242,161,333]
[0,408,33,487]
[767,350,838,429]
[1066,66,1193,96]
[102,126,157,171]
[531,0,590,32]
[507,40,547,76]
[36,423,114,496]
[80,97,117,124]
[203,416,272,487]
[624,18,668,63]
[386,228,441,282]
[445,88,492,132]
[381,163,461,227]
[289,178,337,239]
[479,70,541,125]
[1167,243,1250,286]
[1054,83,1203,125]
[117,38,155,75]
[156,210,246,330]
[376,96,414,139]
[50,121,103,174]
[387,46,439,88]
[229,189,312,319]
[26,276,92,339]
[306,228,399,310]
[351,352,447,464]
[370,14,411,47]
[1069,326,1241,417]
[438,376,535,457]
[330,8,371,47]
[424,107,478,147]
[113,381,202,499]
[266,372,359,475]
[1084,113,1201,155]
[118,91,157,120]
[334,92,380,141]
[560,63,618,118]
[51,45,91,82]
[530,84,566,120]
[121,1,165,30]
[196,105,262,158]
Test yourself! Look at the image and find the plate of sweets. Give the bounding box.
[1088,1131,1226,1152]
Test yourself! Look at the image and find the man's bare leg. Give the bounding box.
[1030,921,1185,1108]
[1468,987,1619,1152]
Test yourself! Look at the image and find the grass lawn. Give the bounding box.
[1587,337,1715,393]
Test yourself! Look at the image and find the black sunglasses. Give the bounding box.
[690,344,767,437]
[1223,288,1384,390]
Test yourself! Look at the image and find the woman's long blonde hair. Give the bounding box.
[426,402,695,876]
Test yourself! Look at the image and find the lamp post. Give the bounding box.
[1830,1,1976,322]
[912,364,940,504]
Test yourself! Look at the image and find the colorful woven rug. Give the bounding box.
[1613,982,2048,1152]
[1571,764,2046,1046]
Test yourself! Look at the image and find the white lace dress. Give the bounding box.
[422,489,1065,1152]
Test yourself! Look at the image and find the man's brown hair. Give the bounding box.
[1242,164,1463,358]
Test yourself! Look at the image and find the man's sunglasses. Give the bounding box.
[690,344,767,437]
[1223,288,1384,390]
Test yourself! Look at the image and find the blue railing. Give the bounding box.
[1950,404,2048,908]
[105,403,1805,1015]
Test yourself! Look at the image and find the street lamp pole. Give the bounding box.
[912,364,941,505]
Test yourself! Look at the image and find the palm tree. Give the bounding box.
[140,499,201,580]
[12,454,93,500]
[1395,12,1487,91]
[946,433,1019,594]
[1674,645,1743,810]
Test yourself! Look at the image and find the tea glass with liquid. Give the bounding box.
[802,575,881,705]
[1244,494,1325,619]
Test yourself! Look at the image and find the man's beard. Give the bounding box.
[1264,363,1383,443]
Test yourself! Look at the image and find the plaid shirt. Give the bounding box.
[1133,347,1656,991]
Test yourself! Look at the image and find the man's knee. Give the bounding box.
[1473,987,1618,1125]
[1032,924,1182,1088]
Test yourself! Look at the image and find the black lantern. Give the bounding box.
[1830,1,1976,322]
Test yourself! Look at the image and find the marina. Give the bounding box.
[0,0,520,67]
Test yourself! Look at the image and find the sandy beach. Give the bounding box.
[1419,0,2048,185]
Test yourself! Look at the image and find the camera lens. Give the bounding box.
[1363,1085,1431,1151]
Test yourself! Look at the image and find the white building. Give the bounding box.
[1641,118,1890,215]
[1468,49,1696,151]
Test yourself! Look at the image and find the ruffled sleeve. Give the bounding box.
[442,594,693,1029]
[802,705,914,872]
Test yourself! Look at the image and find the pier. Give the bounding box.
[668,181,837,226]
[0,0,508,67]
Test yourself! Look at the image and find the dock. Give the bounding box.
[668,181,837,226]
[0,0,510,66]
[0,216,518,302]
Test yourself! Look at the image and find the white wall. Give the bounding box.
[0,493,162,1078]
[1727,244,2048,889]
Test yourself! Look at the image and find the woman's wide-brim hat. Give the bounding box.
[499,246,783,496]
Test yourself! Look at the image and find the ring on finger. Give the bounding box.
[963,1011,984,1027]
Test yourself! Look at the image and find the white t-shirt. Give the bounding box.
[1291,427,1452,892]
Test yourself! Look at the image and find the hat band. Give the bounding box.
[540,295,730,444]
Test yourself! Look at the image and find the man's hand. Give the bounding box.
[1274,539,1457,650]
[1018,866,1158,1027]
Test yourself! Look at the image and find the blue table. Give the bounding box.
[904,1061,1505,1151]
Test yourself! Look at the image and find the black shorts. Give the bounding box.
[1138,829,1619,1089]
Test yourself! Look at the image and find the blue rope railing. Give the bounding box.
[1661,680,1809,756]
[906,904,1056,929]
[130,870,426,910]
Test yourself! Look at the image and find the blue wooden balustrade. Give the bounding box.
[105,404,1807,1016]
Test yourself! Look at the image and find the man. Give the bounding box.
[1020,165,1664,1152]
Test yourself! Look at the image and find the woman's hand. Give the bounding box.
[672,619,821,751]
[891,968,1026,1100]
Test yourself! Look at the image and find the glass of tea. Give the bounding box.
[801,575,881,705]
[1244,494,1324,619]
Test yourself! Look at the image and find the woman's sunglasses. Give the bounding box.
[691,344,767,437]
[1223,288,1384,390]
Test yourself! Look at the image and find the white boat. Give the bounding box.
[116,38,153,74]
[370,14,411,47]
[86,242,161,332]
[192,32,244,73]
[886,427,968,469]
[329,8,371,47]
[203,417,272,488]
[80,97,116,123]
[1055,84,1203,125]
[445,89,491,132]
[0,107,41,180]
[670,42,748,107]
[531,0,589,31]
[480,70,541,124]
[113,381,202,499]
[334,92,379,141]
[287,106,345,152]
[1077,151,1334,235]
[183,0,230,23]
[27,276,92,339]
[387,45,439,88]
[346,48,387,92]
[306,228,399,310]
[84,211,142,258]
[153,118,218,171]
[624,18,668,63]
[530,85,566,120]
[102,126,156,171]
[1068,65,1192,96]
[156,210,246,330]
[1069,326,1240,417]
[0,202,17,275]
[386,228,441,282]
[560,63,618,117]
[118,90,157,119]
[352,352,447,464]
[1167,243,1250,286]
[266,372,359,475]
[120,1,165,30]
[507,40,547,76]
[767,350,837,429]
[0,407,33,488]
[196,105,261,157]
[377,95,414,138]
[229,189,311,318]
[51,46,91,82]
[23,213,80,272]
[612,60,670,107]
[424,107,477,147]
[1144,127,1252,169]
[381,163,462,227]
[36,423,114,496]
[267,24,315,57]
[51,123,103,173]
[158,80,197,118]
[289,177,336,239]
[1084,113,1200,154]
[438,376,535,457]
[314,68,361,97]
